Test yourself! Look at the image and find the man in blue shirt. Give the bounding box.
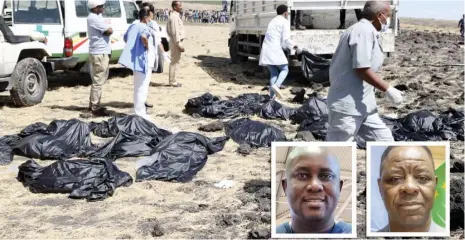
[87,0,113,116]
[276,146,352,234]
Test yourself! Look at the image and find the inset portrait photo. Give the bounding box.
[271,142,357,238]
[367,142,450,237]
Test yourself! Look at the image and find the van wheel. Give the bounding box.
[10,58,47,107]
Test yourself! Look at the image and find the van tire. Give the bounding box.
[10,58,47,107]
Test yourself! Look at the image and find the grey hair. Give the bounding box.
[285,146,339,177]
[362,1,390,20]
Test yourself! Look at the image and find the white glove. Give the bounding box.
[295,46,303,55]
[163,52,171,63]
[385,86,403,104]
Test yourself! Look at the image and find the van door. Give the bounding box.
[9,0,64,58]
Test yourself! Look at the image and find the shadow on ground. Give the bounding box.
[47,67,133,91]
[48,104,123,118]
[193,55,309,88]
[0,95,15,108]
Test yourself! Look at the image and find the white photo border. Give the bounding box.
[366,141,451,238]
[271,141,357,239]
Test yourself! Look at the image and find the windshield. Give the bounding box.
[13,0,61,24]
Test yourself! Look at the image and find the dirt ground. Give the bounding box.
[0,19,464,239]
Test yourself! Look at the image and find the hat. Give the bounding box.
[88,0,106,9]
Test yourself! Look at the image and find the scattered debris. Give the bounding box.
[198,120,224,132]
[214,180,235,189]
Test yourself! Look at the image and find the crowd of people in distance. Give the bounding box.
[154,8,229,24]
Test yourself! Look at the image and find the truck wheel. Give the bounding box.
[229,35,248,63]
[10,58,47,107]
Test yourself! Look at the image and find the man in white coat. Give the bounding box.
[259,5,300,100]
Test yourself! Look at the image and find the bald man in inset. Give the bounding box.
[276,146,352,234]
[377,146,445,232]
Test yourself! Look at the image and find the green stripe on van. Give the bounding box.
[49,49,123,65]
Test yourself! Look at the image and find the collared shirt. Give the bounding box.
[87,12,111,55]
[377,220,446,232]
[327,18,384,116]
[276,221,352,234]
[167,11,185,45]
[118,22,152,74]
[259,15,295,66]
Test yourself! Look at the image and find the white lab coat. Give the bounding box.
[259,15,295,66]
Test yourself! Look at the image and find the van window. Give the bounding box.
[104,0,121,17]
[13,0,61,24]
[123,1,137,24]
[75,0,122,18]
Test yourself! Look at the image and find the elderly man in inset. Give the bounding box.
[326,1,403,144]
[276,146,352,234]
[377,146,445,232]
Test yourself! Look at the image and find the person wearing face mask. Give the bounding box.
[325,1,402,145]
[277,146,351,234]
[377,146,446,232]
[118,8,156,121]
[259,5,302,100]
[134,3,171,109]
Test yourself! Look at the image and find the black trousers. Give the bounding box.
[290,10,303,26]
[340,9,362,26]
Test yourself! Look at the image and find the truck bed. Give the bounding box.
[231,0,399,55]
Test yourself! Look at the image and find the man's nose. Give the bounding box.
[399,176,420,194]
[306,177,323,192]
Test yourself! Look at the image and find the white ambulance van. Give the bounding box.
[2,0,140,72]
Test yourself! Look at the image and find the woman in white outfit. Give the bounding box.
[118,8,156,121]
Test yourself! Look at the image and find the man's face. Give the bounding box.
[174,2,183,12]
[283,155,342,223]
[95,5,104,14]
[374,5,392,31]
[378,147,438,228]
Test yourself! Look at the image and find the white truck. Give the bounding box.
[228,0,399,65]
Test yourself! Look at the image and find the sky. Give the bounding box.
[397,0,464,21]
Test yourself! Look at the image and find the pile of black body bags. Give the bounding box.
[0,114,229,201]
[184,92,464,146]
[1,92,462,202]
